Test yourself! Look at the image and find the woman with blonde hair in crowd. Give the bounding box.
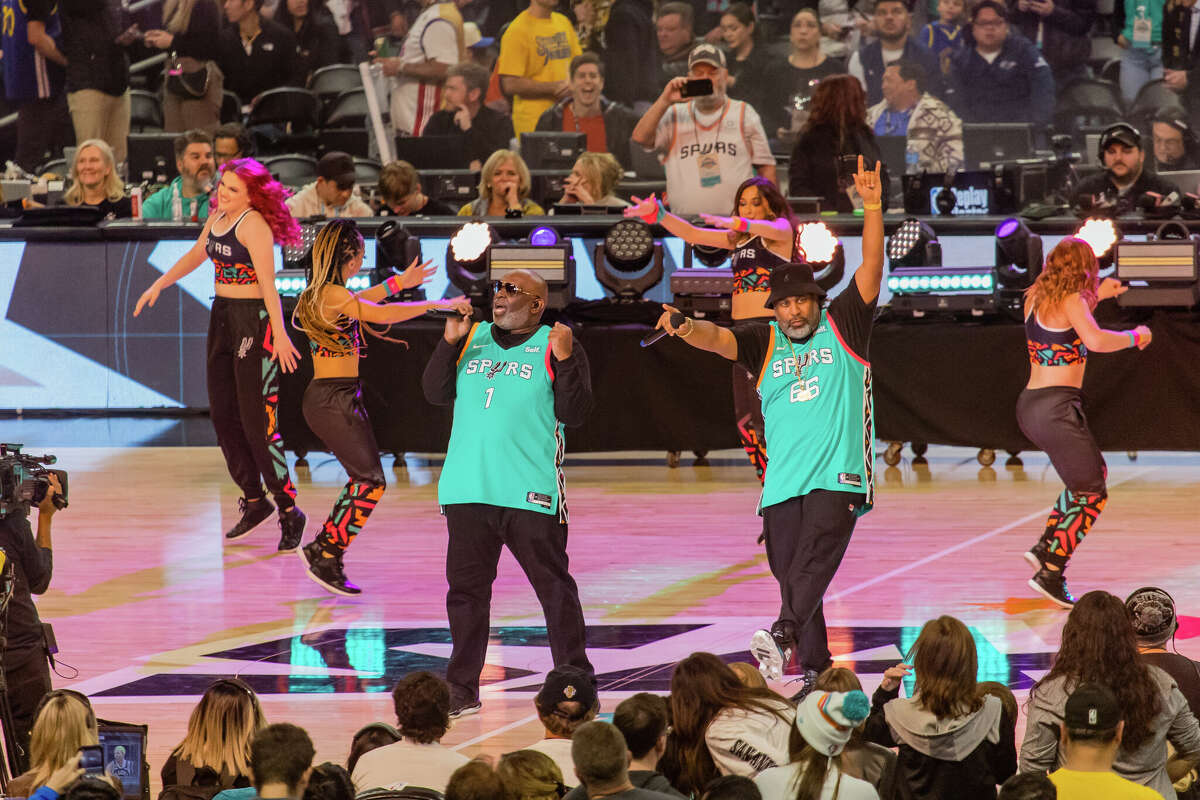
[6,690,99,797]
[65,139,132,218]
[457,150,545,217]
[160,678,265,790]
[497,750,566,800]
[556,152,628,208]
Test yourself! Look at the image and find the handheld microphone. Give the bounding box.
[640,312,687,347]
[426,307,473,320]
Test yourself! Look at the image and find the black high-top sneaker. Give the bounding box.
[788,668,821,704]
[300,541,361,596]
[1029,566,1076,609]
[225,497,275,540]
[449,694,482,718]
[277,506,307,552]
[1024,538,1052,572]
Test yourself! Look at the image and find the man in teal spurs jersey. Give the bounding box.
[655,157,885,701]
[422,269,595,718]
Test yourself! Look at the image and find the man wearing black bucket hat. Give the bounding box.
[654,156,884,700]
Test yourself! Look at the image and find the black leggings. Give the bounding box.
[207,297,297,509]
[1016,386,1108,565]
[302,378,386,556]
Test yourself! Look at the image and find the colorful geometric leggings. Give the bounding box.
[1035,488,1109,567]
[301,378,387,557]
[732,364,768,484]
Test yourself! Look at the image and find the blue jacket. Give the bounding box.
[857,37,942,106]
[947,31,1055,126]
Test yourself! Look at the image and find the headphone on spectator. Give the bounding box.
[1153,109,1199,153]
[1098,122,1142,163]
[1125,586,1178,641]
[32,688,97,730]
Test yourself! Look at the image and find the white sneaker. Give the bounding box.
[750,629,790,681]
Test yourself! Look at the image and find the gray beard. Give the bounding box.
[781,318,817,340]
[695,93,726,112]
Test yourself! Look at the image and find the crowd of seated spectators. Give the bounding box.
[15,585,1200,800]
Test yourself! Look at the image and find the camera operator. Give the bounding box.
[0,474,61,772]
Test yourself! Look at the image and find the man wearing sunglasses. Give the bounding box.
[422,269,595,718]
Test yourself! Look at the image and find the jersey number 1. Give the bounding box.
[484,387,495,409]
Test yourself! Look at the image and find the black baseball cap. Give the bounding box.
[1100,123,1141,152]
[1064,683,1122,732]
[765,262,827,308]
[536,666,598,713]
[318,151,357,190]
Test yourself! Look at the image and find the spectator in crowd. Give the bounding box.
[721,5,780,135]
[144,0,224,132]
[776,8,846,143]
[1020,591,1200,798]
[848,0,941,106]
[1074,122,1178,215]
[6,691,98,797]
[571,721,677,800]
[657,2,703,87]
[999,773,1059,800]
[597,693,686,798]
[701,775,761,800]
[248,724,315,800]
[603,0,658,107]
[789,75,884,212]
[456,148,546,216]
[446,761,507,800]
[286,151,373,218]
[381,0,464,136]
[813,668,898,799]
[866,59,963,173]
[535,53,639,168]
[2,0,73,172]
[377,160,457,215]
[754,690,876,800]
[864,616,1017,799]
[1048,683,1165,800]
[919,0,965,76]
[728,662,769,690]
[555,152,628,207]
[275,0,341,82]
[65,140,133,218]
[947,1,1055,129]
[1162,0,1200,118]
[1126,587,1200,716]
[632,44,776,217]
[497,0,582,135]
[1113,0,1167,105]
[498,751,566,800]
[60,0,132,167]
[462,21,497,68]
[572,0,608,52]
[373,8,408,57]
[1010,0,1096,90]
[669,652,793,795]
[351,672,469,793]
[345,723,400,776]
[818,0,868,60]
[142,130,217,221]
[217,0,301,107]
[160,678,265,792]
[302,763,354,800]
[524,665,600,786]
[1151,109,1200,170]
[214,123,254,169]
[423,62,514,171]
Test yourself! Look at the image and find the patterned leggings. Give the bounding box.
[732,364,767,484]
[302,378,386,557]
[1016,386,1108,566]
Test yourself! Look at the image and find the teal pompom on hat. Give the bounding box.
[795,689,870,756]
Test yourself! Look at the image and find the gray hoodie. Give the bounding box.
[1019,666,1200,799]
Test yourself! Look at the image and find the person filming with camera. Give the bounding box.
[0,472,63,771]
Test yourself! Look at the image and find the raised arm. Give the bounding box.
[242,214,301,373]
[1063,293,1152,352]
[851,156,885,304]
[654,304,739,360]
[632,78,685,149]
[355,257,437,303]
[624,194,734,249]
[133,216,217,316]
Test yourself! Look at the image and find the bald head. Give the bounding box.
[492,269,547,331]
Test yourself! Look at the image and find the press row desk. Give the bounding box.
[1,216,1196,454]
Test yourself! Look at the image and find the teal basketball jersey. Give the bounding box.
[756,316,875,513]
[438,323,566,519]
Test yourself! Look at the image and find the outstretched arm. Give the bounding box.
[654,304,739,360]
[624,194,732,248]
[699,212,794,245]
[133,216,217,316]
[355,257,437,303]
[851,156,885,304]
[325,285,473,326]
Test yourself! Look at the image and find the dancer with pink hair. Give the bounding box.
[134,158,308,549]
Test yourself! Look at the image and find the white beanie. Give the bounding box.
[794,690,871,757]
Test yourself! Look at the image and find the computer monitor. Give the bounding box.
[530,169,571,208]
[1085,133,1103,166]
[520,132,587,170]
[550,203,625,215]
[423,169,479,205]
[876,136,907,178]
[127,133,179,184]
[394,135,470,170]
[963,123,1033,169]
[99,721,149,800]
[1159,169,1200,195]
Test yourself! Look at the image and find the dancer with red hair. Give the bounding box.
[1018,237,1152,607]
[134,158,308,549]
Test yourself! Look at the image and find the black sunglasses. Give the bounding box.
[491,280,539,299]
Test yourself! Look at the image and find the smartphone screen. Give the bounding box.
[80,745,104,776]
[681,78,714,99]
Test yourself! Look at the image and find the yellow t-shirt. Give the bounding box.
[1049,769,1165,800]
[496,10,581,135]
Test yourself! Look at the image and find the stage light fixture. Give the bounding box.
[488,242,576,310]
[594,218,663,300]
[446,221,496,307]
[797,221,845,291]
[273,271,369,297]
[1115,237,1200,307]
[529,226,560,246]
[887,218,942,268]
[887,266,997,316]
[1075,218,1118,271]
[994,217,1043,292]
[373,219,426,300]
[687,242,731,267]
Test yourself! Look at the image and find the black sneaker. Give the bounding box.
[277,506,307,552]
[300,542,361,596]
[1029,567,1076,609]
[750,627,793,682]
[449,697,482,718]
[225,497,274,540]
[1023,539,1050,572]
[787,668,821,704]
